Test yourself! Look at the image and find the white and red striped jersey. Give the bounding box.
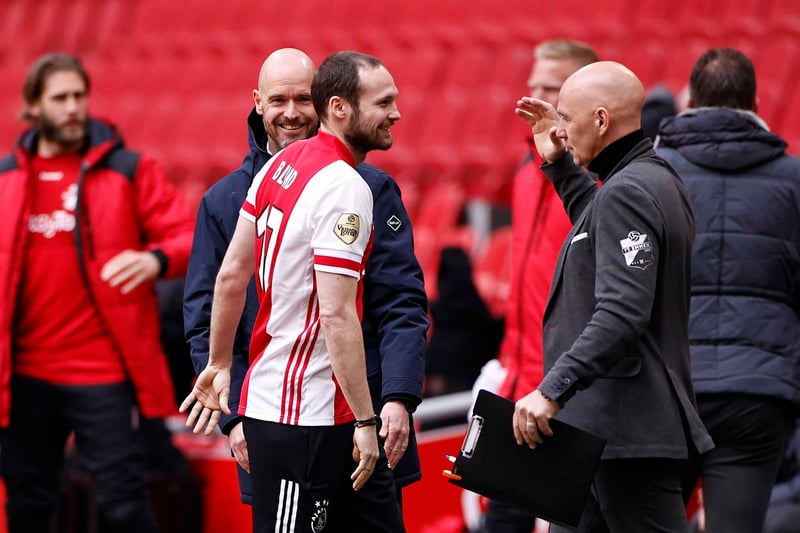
[238,132,373,426]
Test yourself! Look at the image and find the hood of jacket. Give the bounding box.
[657,107,787,171]
[241,107,271,180]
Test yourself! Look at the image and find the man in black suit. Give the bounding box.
[512,61,713,532]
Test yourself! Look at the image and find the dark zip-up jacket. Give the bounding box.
[183,109,428,502]
[657,107,800,409]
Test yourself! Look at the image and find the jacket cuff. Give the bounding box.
[220,414,243,436]
[539,373,574,407]
[541,152,577,182]
[383,393,419,413]
[150,250,169,277]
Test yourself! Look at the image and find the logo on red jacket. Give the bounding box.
[28,183,77,239]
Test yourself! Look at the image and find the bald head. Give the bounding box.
[254,48,317,154]
[555,61,645,166]
[257,48,315,92]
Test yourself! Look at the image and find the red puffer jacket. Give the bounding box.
[497,140,573,401]
[0,118,194,427]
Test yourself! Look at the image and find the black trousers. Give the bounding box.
[0,376,158,533]
[482,499,537,533]
[549,458,688,533]
[244,417,404,533]
[682,394,794,533]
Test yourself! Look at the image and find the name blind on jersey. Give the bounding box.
[269,158,361,245]
[271,160,298,189]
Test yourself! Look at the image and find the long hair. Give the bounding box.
[21,52,90,121]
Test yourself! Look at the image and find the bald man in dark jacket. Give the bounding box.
[514,61,712,532]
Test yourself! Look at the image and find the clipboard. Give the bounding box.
[443,389,606,527]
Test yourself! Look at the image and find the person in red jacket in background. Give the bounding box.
[481,39,598,533]
[0,53,194,533]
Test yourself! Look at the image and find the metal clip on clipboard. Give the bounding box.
[442,413,484,480]
[461,413,484,457]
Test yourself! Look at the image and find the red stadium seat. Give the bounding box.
[413,181,467,235]
[751,36,800,133]
[719,0,768,39]
[767,0,800,37]
[6,4,800,532]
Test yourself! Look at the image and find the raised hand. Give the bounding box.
[515,96,566,163]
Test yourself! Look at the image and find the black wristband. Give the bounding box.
[354,415,379,428]
[150,249,168,277]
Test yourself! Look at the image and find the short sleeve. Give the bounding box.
[307,161,373,279]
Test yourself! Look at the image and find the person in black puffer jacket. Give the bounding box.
[656,47,800,533]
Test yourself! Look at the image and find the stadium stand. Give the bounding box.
[2,1,800,531]
[4,0,798,211]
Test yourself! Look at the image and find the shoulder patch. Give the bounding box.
[387,214,402,232]
[619,230,653,270]
[334,213,360,244]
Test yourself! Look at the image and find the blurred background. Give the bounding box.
[3,0,800,301]
[2,0,799,531]
[2,0,799,303]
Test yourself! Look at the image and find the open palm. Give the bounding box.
[515,96,566,163]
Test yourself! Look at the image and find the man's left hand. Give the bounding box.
[380,400,410,469]
[513,389,560,449]
[100,250,160,293]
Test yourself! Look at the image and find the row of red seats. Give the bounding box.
[2,0,800,207]
[115,0,800,47]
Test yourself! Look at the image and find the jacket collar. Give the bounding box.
[588,129,646,182]
[677,106,770,131]
[246,107,270,157]
[17,117,122,169]
[316,130,356,168]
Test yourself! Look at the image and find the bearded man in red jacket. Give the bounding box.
[0,53,194,533]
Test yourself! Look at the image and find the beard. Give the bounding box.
[344,111,393,154]
[267,120,318,151]
[39,114,87,149]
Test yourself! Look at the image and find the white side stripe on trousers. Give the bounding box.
[276,478,299,533]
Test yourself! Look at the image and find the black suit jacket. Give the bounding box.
[539,140,713,460]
